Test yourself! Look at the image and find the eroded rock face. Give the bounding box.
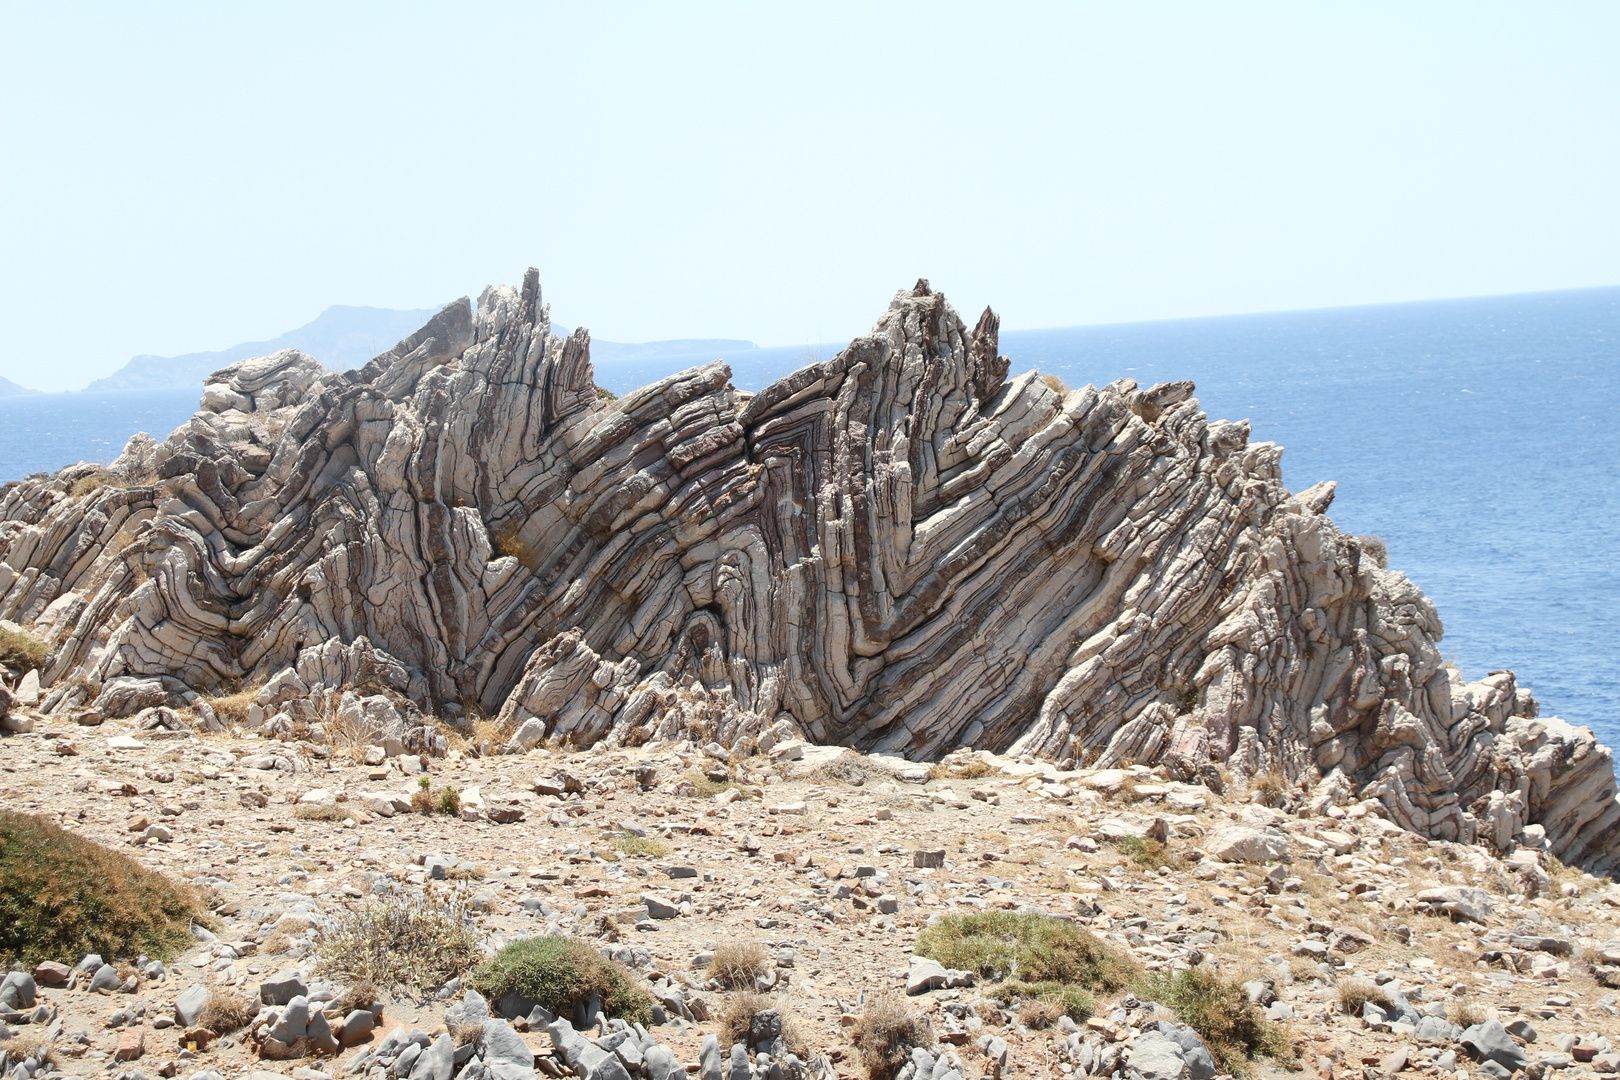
[1,270,1615,871]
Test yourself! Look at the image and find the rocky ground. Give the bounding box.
[2,713,1619,1080]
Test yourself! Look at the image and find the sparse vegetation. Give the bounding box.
[682,772,757,800]
[197,988,257,1035]
[914,912,1138,991]
[0,627,48,673]
[1252,771,1289,807]
[1448,1000,1487,1029]
[999,981,1097,1024]
[470,935,653,1025]
[718,990,806,1057]
[613,833,671,858]
[928,760,994,781]
[1114,836,1179,871]
[595,385,618,402]
[1355,534,1389,570]
[1138,968,1297,1075]
[1335,978,1392,1015]
[0,810,205,964]
[710,941,769,990]
[412,775,434,814]
[202,685,260,728]
[315,889,482,993]
[293,804,349,822]
[436,785,462,817]
[1041,373,1070,396]
[850,994,934,1080]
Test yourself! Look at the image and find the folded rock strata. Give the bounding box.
[1,270,1615,872]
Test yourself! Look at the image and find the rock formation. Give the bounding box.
[0,270,1615,872]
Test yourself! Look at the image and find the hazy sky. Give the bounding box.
[3,2,1617,392]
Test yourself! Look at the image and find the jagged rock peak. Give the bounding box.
[0,269,1614,873]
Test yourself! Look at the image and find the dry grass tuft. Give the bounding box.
[1335,978,1391,1015]
[294,804,349,822]
[203,685,261,728]
[1252,772,1289,807]
[1355,535,1389,570]
[718,990,807,1058]
[711,941,769,990]
[1040,373,1070,396]
[0,810,205,964]
[198,988,257,1034]
[851,994,933,1080]
[682,772,757,800]
[0,627,47,672]
[928,760,995,781]
[1449,1000,1487,1029]
[314,889,482,993]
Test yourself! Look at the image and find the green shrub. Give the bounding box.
[914,912,1137,990]
[995,980,1096,1022]
[437,785,462,817]
[315,889,483,992]
[1138,968,1296,1075]
[470,935,653,1024]
[613,833,671,858]
[1114,836,1178,870]
[0,811,205,963]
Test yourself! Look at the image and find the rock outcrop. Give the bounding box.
[1,270,1615,872]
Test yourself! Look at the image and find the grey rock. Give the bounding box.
[339,1009,379,1047]
[641,894,679,920]
[700,1033,724,1080]
[1460,1020,1532,1071]
[447,990,491,1025]
[727,1043,752,1080]
[408,1034,454,1080]
[260,969,308,1006]
[644,1043,685,1080]
[174,985,211,1027]
[307,1009,340,1054]
[89,964,122,993]
[0,973,36,1010]
[1416,888,1494,924]
[1152,1023,1216,1080]
[1416,1015,1460,1044]
[267,995,310,1044]
[1128,1032,1189,1080]
[393,1043,424,1077]
[544,1018,626,1080]
[483,1018,538,1080]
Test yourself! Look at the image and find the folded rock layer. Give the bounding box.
[2,271,1615,872]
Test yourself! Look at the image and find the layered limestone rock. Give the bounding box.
[1,271,1615,872]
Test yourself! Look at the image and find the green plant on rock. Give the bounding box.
[0,811,205,963]
[470,935,653,1025]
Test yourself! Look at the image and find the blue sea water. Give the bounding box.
[3,287,1615,750]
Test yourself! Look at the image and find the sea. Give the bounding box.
[3,286,1616,750]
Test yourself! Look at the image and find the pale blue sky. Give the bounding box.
[2,2,1617,391]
